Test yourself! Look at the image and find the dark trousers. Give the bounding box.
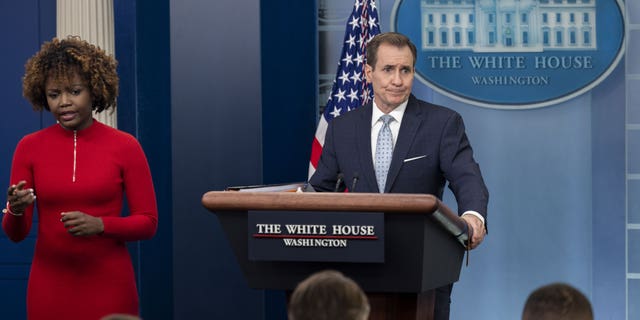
[434,283,453,320]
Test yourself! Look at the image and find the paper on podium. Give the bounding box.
[225,182,306,192]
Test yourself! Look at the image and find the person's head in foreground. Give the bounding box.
[522,282,593,320]
[288,270,370,320]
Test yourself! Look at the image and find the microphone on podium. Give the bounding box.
[350,172,359,192]
[334,173,344,192]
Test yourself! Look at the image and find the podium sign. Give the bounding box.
[248,211,384,263]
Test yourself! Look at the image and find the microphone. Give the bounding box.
[334,173,344,192]
[350,172,359,192]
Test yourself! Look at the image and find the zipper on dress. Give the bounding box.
[73,130,77,182]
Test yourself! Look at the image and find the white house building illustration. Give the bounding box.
[421,0,597,52]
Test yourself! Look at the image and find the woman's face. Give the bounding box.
[45,72,93,131]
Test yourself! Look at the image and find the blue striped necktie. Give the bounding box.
[375,114,394,193]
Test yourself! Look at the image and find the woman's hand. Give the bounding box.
[60,211,104,236]
[5,180,36,215]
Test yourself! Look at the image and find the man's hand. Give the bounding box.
[461,214,485,249]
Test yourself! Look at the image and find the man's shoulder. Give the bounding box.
[332,104,370,124]
[409,95,460,119]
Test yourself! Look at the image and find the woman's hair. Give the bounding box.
[288,270,370,320]
[22,36,119,112]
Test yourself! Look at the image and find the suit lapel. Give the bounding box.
[356,104,379,192]
[385,96,423,192]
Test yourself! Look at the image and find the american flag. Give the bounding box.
[309,0,381,178]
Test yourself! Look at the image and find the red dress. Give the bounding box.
[2,120,158,320]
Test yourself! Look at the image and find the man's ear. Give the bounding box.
[364,64,372,82]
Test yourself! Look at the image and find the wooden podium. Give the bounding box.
[201,191,467,320]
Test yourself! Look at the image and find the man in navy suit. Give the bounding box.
[309,32,489,320]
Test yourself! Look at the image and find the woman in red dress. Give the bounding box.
[2,36,158,320]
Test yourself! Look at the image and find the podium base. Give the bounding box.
[368,291,435,320]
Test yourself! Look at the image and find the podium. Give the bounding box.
[201,191,467,320]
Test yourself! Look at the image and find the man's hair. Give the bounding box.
[365,32,417,68]
[522,283,593,320]
[288,270,370,320]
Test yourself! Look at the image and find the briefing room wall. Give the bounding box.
[113,0,174,319]
[589,62,626,320]
[1,0,317,318]
[261,1,318,185]
[425,86,596,318]
[3,1,629,320]
[427,42,628,320]
[170,0,267,318]
[372,0,628,319]
[0,1,55,319]
[0,1,174,318]
[171,0,318,317]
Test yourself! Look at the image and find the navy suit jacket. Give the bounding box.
[309,94,489,218]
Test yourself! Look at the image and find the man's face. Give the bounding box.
[365,43,414,113]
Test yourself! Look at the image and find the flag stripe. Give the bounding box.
[309,0,380,178]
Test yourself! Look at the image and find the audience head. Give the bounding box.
[522,282,593,320]
[288,270,370,320]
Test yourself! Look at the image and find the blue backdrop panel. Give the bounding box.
[114,0,174,318]
[590,62,626,320]
[170,0,317,317]
[0,1,55,319]
[261,1,318,185]
[170,0,265,318]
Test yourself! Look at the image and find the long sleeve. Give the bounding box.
[439,112,489,217]
[100,135,158,241]
[2,138,36,242]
